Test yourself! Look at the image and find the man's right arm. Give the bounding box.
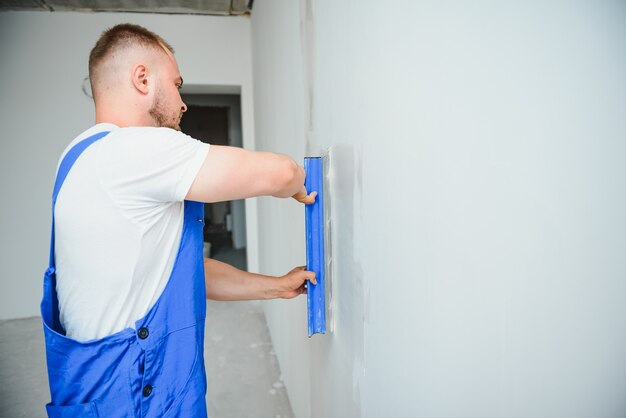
[185,145,305,203]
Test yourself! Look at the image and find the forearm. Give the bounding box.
[186,146,307,203]
[204,258,283,301]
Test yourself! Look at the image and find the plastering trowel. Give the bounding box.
[304,154,331,336]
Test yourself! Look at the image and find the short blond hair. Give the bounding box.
[88,23,174,98]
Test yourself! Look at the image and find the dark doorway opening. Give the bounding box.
[180,94,247,270]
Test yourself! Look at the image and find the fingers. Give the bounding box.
[282,282,307,299]
[302,191,318,204]
[287,266,316,283]
[292,190,318,205]
[299,268,317,285]
[279,267,318,299]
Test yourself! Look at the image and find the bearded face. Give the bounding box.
[148,80,184,131]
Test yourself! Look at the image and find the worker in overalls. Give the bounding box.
[41,23,316,417]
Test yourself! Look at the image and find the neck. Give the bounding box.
[94,97,154,128]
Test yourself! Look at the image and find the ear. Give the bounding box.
[131,64,150,95]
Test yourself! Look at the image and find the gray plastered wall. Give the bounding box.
[251,1,626,417]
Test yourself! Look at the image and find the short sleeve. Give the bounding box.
[98,127,210,205]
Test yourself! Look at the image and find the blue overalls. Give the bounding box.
[41,131,208,417]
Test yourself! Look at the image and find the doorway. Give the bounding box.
[180,94,247,270]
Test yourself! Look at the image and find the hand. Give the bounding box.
[292,187,318,205]
[277,266,317,299]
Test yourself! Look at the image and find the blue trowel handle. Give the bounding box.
[304,157,326,336]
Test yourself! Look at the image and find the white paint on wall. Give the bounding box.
[0,10,256,319]
[250,1,312,417]
[252,1,626,417]
[252,1,366,417]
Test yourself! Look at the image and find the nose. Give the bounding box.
[181,101,187,113]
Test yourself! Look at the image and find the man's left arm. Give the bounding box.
[204,259,317,301]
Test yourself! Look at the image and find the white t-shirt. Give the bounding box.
[54,123,210,342]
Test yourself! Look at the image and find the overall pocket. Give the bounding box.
[46,401,99,418]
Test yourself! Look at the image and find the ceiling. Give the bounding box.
[0,0,253,15]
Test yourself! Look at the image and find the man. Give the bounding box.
[41,23,316,417]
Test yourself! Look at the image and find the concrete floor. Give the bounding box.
[0,246,294,418]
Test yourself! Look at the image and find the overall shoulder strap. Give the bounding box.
[48,131,111,267]
[52,131,111,205]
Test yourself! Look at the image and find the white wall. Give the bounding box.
[251,1,626,417]
[251,1,313,416]
[0,10,256,319]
